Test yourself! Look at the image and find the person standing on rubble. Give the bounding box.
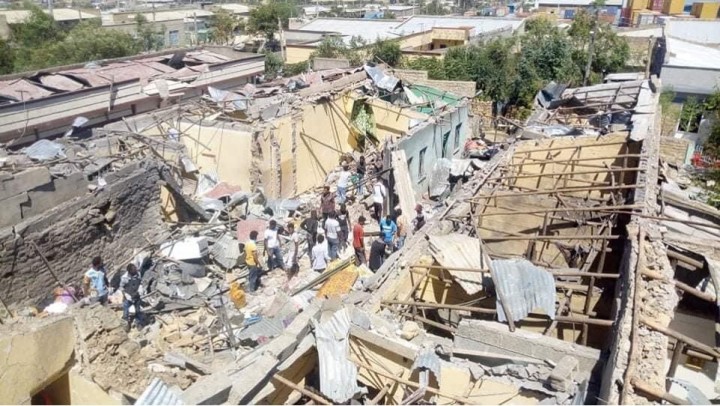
[368,235,387,272]
[120,263,143,331]
[337,165,351,205]
[395,208,409,250]
[380,214,397,248]
[300,210,319,258]
[353,215,367,265]
[324,212,341,260]
[372,179,387,222]
[83,256,109,305]
[413,204,426,232]
[287,223,301,279]
[312,234,330,273]
[356,156,366,196]
[337,203,350,253]
[245,230,262,292]
[264,220,285,271]
[320,186,335,224]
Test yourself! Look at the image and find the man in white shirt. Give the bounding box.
[324,212,341,260]
[336,165,351,205]
[372,180,386,223]
[264,219,285,271]
[311,234,330,273]
[287,223,301,279]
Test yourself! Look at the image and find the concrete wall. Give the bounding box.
[103,19,188,47]
[312,57,350,70]
[0,316,76,404]
[660,65,720,97]
[285,45,315,64]
[398,104,469,197]
[0,161,168,307]
[392,69,477,98]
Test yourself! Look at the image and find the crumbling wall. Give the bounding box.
[0,160,168,307]
[392,69,477,98]
[0,315,76,404]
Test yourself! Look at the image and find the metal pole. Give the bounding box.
[582,8,599,86]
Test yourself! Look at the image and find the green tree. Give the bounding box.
[0,38,14,74]
[382,11,396,19]
[247,1,294,39]
[401,57,447,80]
[135,14,166,51]
[312,36,347,59]
[17,21,140,71]
[568,10,629,81]
[210,9,242,45]
[421,0,447,14]
[264,51,284,77]
[10,4,62,48]
[371,40,401,66]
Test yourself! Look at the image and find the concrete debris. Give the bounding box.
[0,62,703,406]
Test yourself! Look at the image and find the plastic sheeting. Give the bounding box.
[207,86,248,110]
[429,158,452,197]
[24,139,66,161]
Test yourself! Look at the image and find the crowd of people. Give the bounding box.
[242,168,428,294]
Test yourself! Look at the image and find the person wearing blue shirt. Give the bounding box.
[83,256,109,305]
[380,215,397,246]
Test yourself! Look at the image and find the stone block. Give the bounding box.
[549,355,579,392]
[0,167,51,201]
[0,192,28,229]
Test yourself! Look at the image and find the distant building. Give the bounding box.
[101,8,215,48]
[651,19,720,98]
[284,15,525,63]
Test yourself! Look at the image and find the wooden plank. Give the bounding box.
[391,150,417,222]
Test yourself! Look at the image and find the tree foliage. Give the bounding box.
[400,13,630,116]
[135,14,165,52]
[247,1,295,39]
[211,9,242,45]
[10,5,61,48]
[371,40,401,67]
[3,6,150,73]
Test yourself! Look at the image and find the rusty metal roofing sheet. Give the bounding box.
[491,258,556,323]
[184,51,230,64]
[37,74,85,92]
[61,71,112,87]
[312,307,360,403]
[428,234,486,295]
[96,62,167,82]
[135,377,182,405]
[0,79,54,101]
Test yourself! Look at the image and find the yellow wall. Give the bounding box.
[285,45,315,64]
[662,0,684,14]
[691,2,719,18]
[0,317,76,404]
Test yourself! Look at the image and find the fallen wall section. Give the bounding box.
[0,160,168,307]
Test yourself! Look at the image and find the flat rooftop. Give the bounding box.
[297,15,524,44]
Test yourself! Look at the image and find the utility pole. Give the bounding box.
[582,7,599,86]
[278,16,285,61]
[48,0,54,18]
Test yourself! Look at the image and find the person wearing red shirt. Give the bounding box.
[353,215,367,265]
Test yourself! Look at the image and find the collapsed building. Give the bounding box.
[0,59,718,406]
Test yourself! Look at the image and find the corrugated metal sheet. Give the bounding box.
[312,307,360,403]
[0,79,54,102]
[135,377,183,405]
[236,316,285,342]
[491,259,556,323]
[38,74,85,91]
[428,234,486,295]
[210,233,241,269]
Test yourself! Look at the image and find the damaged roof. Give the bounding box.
[0,50,240,105]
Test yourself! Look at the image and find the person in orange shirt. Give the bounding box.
[352,215,367,265]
